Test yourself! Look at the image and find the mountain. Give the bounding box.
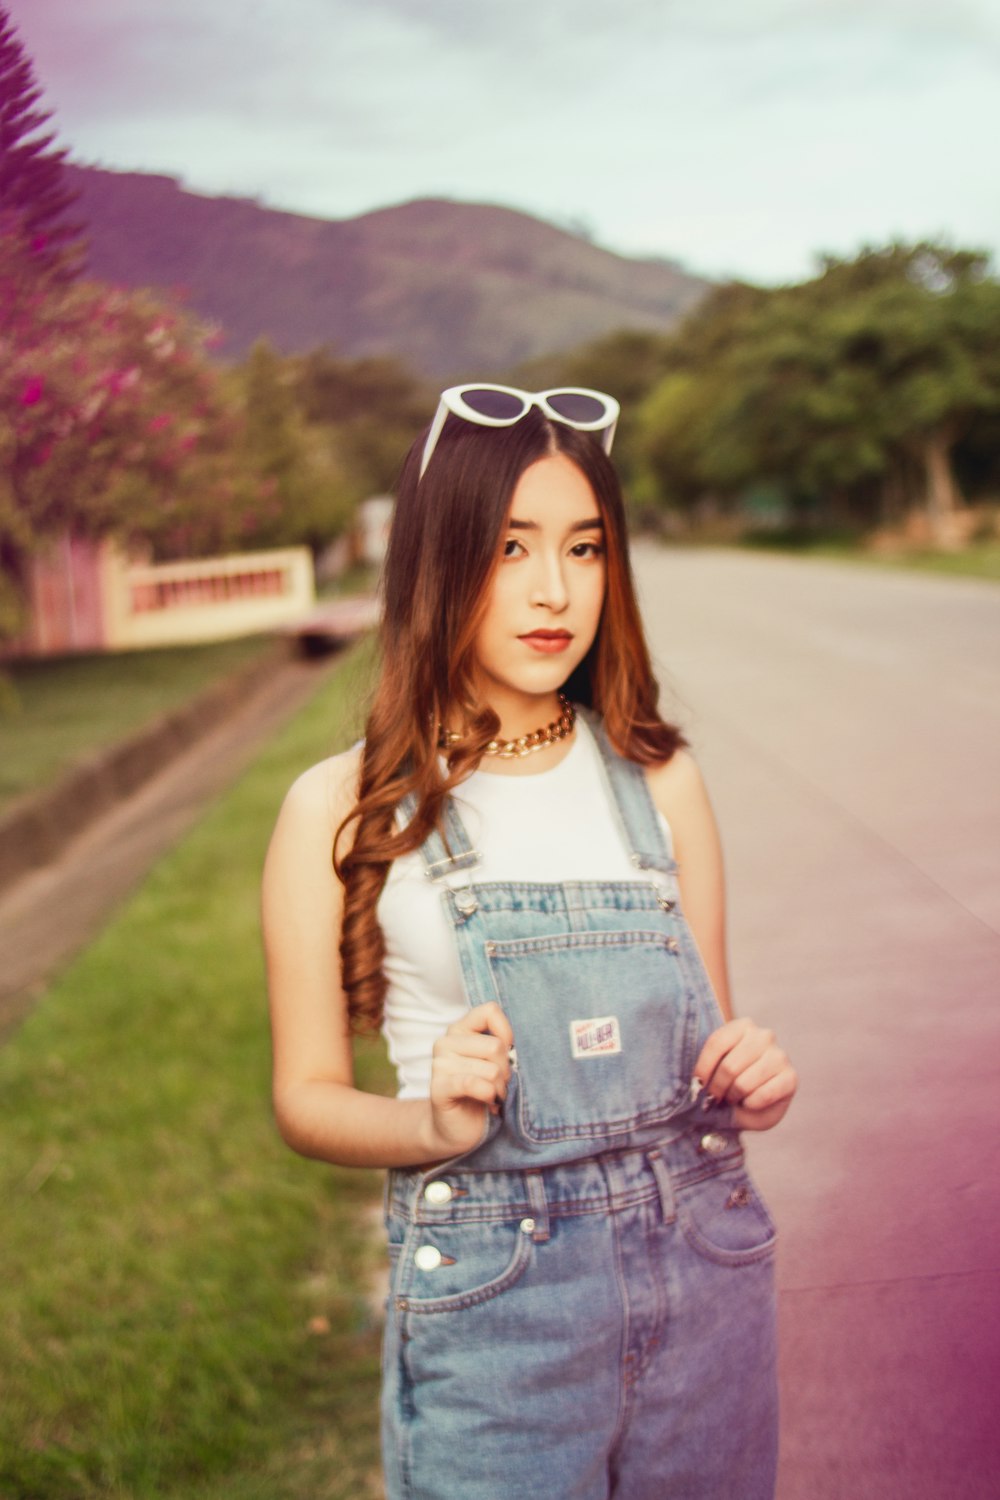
[65,165,710,378]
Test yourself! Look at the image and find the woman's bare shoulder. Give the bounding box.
[644,747,710,821]
[274,743,364,850]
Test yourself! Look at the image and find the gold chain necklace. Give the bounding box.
[439,694,575,760]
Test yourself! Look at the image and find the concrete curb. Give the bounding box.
[0,638,292,896]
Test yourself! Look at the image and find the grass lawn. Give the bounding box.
[0,635,278,813]
[0,639,393,1500]
[739,533,1000,582]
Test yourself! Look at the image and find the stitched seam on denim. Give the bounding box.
[608,1185,633,1452]
[678,1218,778,1267]
[487,929,681,957]
[461,882,672,910]
[514,1097,694,1143]
[410,1185,666,1225]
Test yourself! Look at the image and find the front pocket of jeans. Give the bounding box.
[400,1220,533,1314]
[486,929,698,1143]
[677,1170,778,1267]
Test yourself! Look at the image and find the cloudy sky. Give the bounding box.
[12,0,1000,283]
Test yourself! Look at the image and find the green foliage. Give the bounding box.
[223,343,430,552]
[294,348,430,500]
[631,243,1000,536]
[511,329,678,506]
[226,341,352,552]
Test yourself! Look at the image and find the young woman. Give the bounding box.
[263,386,797,1500]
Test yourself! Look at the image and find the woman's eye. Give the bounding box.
[570,540,604,559]
[502,537,527,559]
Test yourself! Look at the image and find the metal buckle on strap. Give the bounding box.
[453,887,479,917]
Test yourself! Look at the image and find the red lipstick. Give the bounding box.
[519,630,573,654]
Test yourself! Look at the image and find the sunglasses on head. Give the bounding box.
[418,384,621,480]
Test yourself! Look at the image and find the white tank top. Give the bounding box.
[377,718,675,1098]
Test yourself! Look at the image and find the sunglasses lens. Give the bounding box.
[545,391,610,424]
[461,388,526,420]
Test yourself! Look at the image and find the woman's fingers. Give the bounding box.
[432,1048,510,1101]
[694,1019,767,1099]
[431,1003,514,1117]
[694,1018,796,1118]
[732,1071,797,1131]
[453,1001,514,1050]
[726,1052,797,1108]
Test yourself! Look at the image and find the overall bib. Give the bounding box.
[382,715,778,1500]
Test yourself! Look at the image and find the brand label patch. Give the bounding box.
[570,1016,622,1059]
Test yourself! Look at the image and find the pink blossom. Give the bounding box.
[20,377,44,406]
[106,366,141,395]
[148,413,173,434]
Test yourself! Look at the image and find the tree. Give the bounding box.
[0,4,83,271]
[633,243,1000,538]
[511,329,678,507]
[294,348,429,503]
[0,235,250,634]
[227,340,353,553]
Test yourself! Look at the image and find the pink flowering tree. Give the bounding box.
[0,233,260,637]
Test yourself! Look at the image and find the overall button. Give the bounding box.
[414,1245,443,1271]
[699,1131,729,1156]
[519,1218,536,1235]
[665,937,679,953]
[423,1180,453,1206]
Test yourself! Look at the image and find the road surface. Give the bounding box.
[633,544,1000,1500]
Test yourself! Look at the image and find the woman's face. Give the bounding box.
[471,452,606,716]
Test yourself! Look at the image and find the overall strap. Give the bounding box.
[396,790,481,883]
[578,708,675,875]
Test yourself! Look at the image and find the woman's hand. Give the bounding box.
[425,1002,514,1159]
[693,1018,797,1132]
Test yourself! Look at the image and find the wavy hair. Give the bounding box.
[334,408,686,1032]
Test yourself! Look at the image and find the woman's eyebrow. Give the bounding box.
[508,517,605,532]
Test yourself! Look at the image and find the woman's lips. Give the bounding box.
[518,631,573,654]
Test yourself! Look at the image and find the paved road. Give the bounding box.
[633,545,1000,1500]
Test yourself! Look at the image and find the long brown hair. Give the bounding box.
[334,408,686,1032]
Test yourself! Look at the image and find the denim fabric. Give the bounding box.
[382,714,778,1498]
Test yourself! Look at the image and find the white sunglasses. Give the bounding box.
[419,384,620,480]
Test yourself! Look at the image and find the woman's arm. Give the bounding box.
[261,750,511,1168]
[646,750,796,1132]
[645,748,732,1018]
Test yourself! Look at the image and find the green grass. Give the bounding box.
[737,531,1000,582]
[0,638,392,1500]
[0,636,277,812]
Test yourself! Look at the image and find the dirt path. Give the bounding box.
[0,652,339,1039]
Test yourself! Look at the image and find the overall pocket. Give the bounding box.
[395,1218,533,1315]
[676,1165,778,1267]
[486,928,699,1144]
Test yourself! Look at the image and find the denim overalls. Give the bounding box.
[382,714,778,1500]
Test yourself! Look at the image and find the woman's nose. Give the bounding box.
[529,552,569,611]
